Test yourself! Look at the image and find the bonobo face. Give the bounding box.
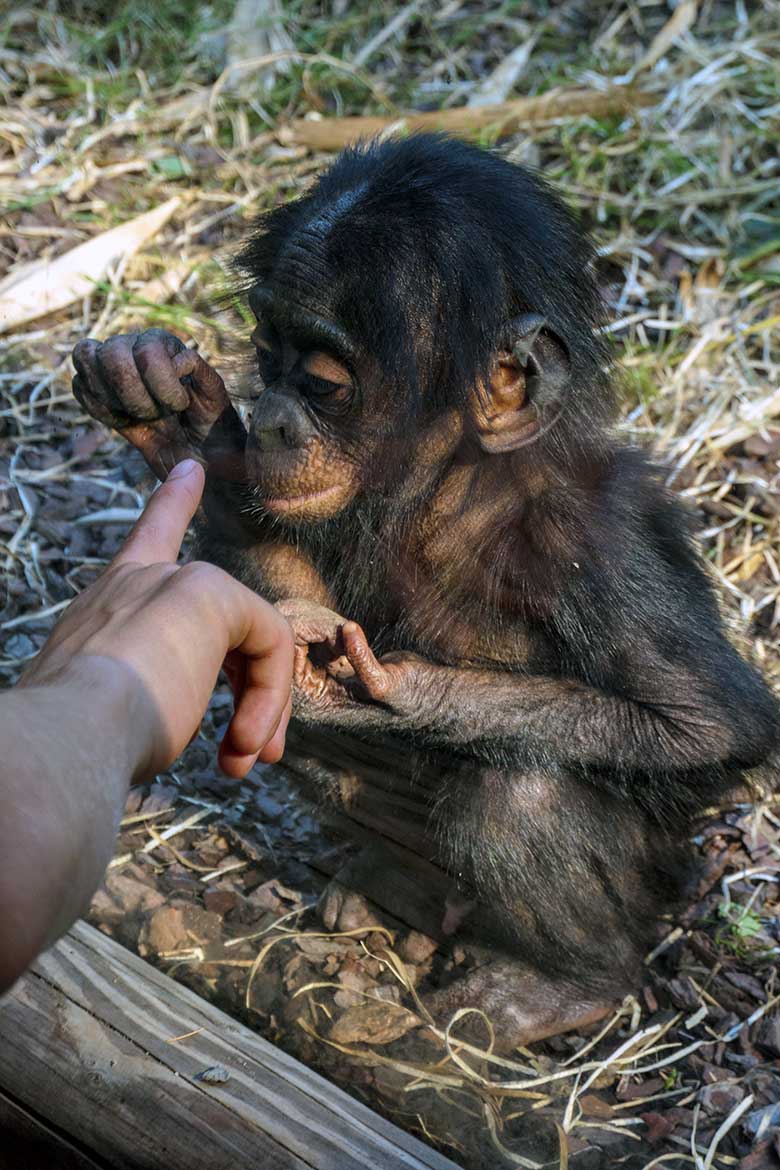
[245,283,366,523]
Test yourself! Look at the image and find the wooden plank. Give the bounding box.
[0,1089,108,1170]
[0,921,460,1170]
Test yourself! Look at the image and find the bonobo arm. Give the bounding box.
[290,458,778,781]
[289,541,777,782]
[294,632,777,778]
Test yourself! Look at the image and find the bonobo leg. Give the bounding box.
[426,961,614,1048]
[421,765,691,1050]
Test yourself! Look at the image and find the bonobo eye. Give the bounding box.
[303,351,352,386]
[251,325,281,385]
[302,351,354,411]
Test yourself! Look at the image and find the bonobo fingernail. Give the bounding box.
[168,458,199,480]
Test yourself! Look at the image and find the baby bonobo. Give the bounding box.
[72,134,778,1048]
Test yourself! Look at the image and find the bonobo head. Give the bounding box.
[237,133,612,524]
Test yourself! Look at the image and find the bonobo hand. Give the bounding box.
[336,623,433,716]
[276,598,349,654]
[72,328,244,481]
[276,598,356,711]
[278,600,435,726]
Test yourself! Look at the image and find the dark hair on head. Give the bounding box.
[237,133,614,443]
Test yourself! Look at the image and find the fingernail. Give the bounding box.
[167,458,200,480]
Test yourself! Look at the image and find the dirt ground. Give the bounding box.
[2,2,780,1168]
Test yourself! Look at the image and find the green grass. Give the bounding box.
[715,901,765,960]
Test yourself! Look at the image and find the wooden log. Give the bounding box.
[0,1089,107,1170]
[279,85,656,152]
[0,920,460,1170]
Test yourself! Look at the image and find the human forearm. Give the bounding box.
[0,658,153,992]
[0,460,293,993]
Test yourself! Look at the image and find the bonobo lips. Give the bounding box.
[258,483,345,515]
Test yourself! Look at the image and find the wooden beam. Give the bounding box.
[279,86,656,151]
[0,921,461,1170]
[0,1089,108,1170]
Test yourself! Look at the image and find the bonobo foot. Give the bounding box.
[319,881,386,932]
[72,328,245,480]
[317,846,618,1050]
[425,959,616,1052]
[317,842,400,933]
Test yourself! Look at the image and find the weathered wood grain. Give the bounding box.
[0,1090,108,1170]
[0,921,461,1170]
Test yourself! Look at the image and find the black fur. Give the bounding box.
[85,134,778,1019]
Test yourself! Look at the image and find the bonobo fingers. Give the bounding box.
[72,329,227,479]
[72,337,130,428]
[276,598,348,649]
[96,334,161,421]
[171,346,230,435]
[131,329,190,415]
[340,622,391,701]
[75,329,191,427]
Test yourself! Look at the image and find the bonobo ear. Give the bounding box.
[470,314,571,454]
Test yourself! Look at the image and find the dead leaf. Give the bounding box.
[467,35,539,108]
[0,197,180,333]
[329,1001,421,1045]
[634,1,698,76]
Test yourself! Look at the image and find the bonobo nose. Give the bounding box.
[255,426,289,451]
[250,389,314,451]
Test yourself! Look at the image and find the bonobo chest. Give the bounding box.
[384,520,534,669]
[392,569,533,667]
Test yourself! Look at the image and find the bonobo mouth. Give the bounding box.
[258,483,345,515]
[244,441,359,521]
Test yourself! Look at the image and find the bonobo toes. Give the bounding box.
[72,328,236,479]
[318,880,386,933]
[424,960,616,1053]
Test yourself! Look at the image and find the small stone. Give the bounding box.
[204,890,238,916]
[744,1102,780,1137]
[755,1014,780,1058]
[739,1142,777,1170]
[194,1065,230,1085]
[3,633,36,659]
[398,930,438,965]
[255,794,284,820]
[700,1081,746,1115]
[641,1111,677,1145]
[578,1095,613,1119]
[642,984,659,1013]
[103,873,166,916]
[329,1001,421,1046]
[145,906,188,953]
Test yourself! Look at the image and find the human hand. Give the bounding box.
[21,460,293,779]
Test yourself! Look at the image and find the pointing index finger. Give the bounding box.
[112,459,205,567]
